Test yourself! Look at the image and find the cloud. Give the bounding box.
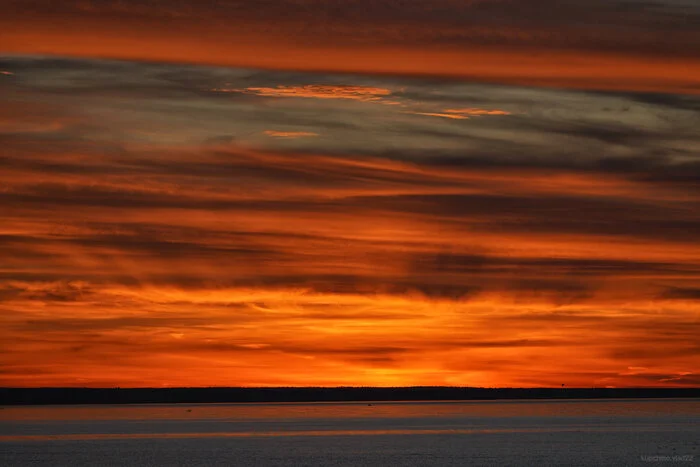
[3,1,700,93]
[264,130,319,138]
[0,56,698,387]
[659,288,700,300]
[3,282,698,387]
[405,112,470,120]
[444,108,512,116]
[405,107,513,119]
[214,85,392,102]
[0,281,93,303]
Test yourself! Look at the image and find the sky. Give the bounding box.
[0,1,699,388]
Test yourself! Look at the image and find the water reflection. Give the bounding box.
[2,399,699,422]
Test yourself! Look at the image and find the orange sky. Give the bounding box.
[1,139,699,387]
[1,2,700,388]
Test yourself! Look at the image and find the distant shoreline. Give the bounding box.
[1,387,699,406]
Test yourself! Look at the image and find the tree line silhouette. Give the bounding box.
[1,386,698,405]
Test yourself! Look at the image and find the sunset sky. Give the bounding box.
[1,0,699,388]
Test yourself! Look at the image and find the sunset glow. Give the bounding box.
[1,1,699,389]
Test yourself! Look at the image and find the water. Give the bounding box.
[1,399,698,466]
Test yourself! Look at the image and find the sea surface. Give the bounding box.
[1,398,698,466]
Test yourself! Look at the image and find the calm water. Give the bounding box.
[1,399,698,466]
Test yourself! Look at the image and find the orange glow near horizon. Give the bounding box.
[2,285,697,388]
[1,142,699,388]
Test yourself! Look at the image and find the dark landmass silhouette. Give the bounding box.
[1,387,698,405]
